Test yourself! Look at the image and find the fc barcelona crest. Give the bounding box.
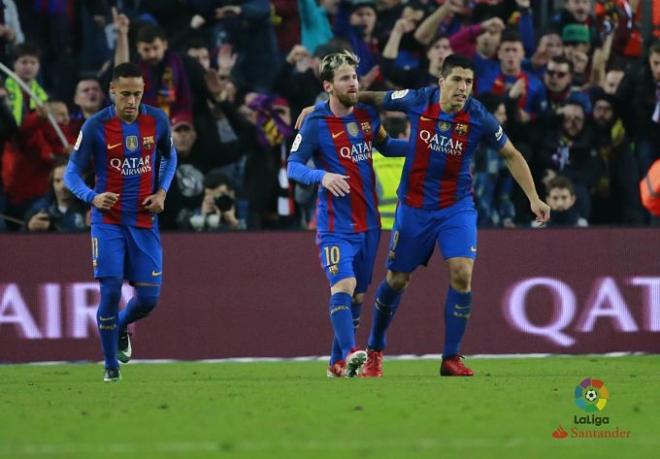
[143,135,155,150]
[438,121,451,132]
[454,123,469,136]
[126,135,139,152]
[360,121,371,134]
[347,122,359,137]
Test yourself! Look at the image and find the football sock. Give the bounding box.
[118,285,160,330]
[97,278,123,369]
[443,287,472,358]
[330,299,362,365]
[328,292,355,360]
[367,281,403,351]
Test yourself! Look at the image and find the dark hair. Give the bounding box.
[137,24,167,44]
[185,37,209,51]
[547,176,576,195]
[12,43,41,62]
[204,169,234,190]
[649,39,660,55]
[476,92,504,114]
[49,157,69,186]
[548,55,574,74]
[440,54,474,77]
[76,74,101,86]
[112,63,143,81]
[427,34,449,51]
[500,29,522,46]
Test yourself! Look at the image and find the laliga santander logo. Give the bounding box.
[575,378,609,412]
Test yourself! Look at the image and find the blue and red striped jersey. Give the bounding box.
[383,87,509,209]
[68,104,174,228]
[288,102,382,234]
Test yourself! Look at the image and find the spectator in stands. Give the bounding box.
[551,0,600,49]
[159,115,205,230]
[333,0,382,88]
[381,17,451,89]
[4,43,47,126]
[590,90,644,224]
[473,92,516,228]
[524,28,564,78]
[272,0,300,56]
[601,66,625,94]
[69,76,105,133]
[2,100,76,226]
[541,175,588,227]
[0,0,24,62]
[25,158,87,232]
[298,0,338,54]
[537,56,592,129]
[418,3,504,80]
[562,24,592,87]
[533,100,603,220]
[115,19,193,121]
[188,169,244,231]
[478,30,545,127]
[616,39,660,176]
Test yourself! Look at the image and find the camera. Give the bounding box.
[214,194,234,212]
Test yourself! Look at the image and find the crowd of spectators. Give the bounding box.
[1,0,658,233]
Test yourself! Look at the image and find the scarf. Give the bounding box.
[491,71,529,110]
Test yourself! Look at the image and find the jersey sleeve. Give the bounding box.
[481,111,509,151]
[382,88,425,113]
[155,111,177,192]
[64,119,97,204]
[287,115,325,185]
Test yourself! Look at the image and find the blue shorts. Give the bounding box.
[316,229,381,294]
[387,197,477,273]
[90,223,163,284]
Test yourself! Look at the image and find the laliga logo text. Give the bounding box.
[110,155,152,176]
[419,130,464,156]
[339,141,373,163]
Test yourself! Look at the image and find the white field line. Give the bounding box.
[1,436,656,456]
[6,351,652,367]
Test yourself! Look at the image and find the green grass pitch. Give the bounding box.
[2,356,658,458]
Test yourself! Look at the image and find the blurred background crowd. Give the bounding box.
[0,0,659,233]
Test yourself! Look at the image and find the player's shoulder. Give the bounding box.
[141,104,170,123]
[355,102,379,119]
[85,106,113,128]
[465,97,491,121]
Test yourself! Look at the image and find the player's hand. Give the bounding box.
[143,190,166,213]
[295,105,315,130]
[92,192,120,211]
[530,198,550,226]
[322,173,350,197]
[27,212,51,232]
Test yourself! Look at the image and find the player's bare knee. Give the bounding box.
[449,265,472,292]
[386,271,410,291]
[353,292,365,304]
[331,277,356,295]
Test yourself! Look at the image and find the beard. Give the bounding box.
[336,92,358,108]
